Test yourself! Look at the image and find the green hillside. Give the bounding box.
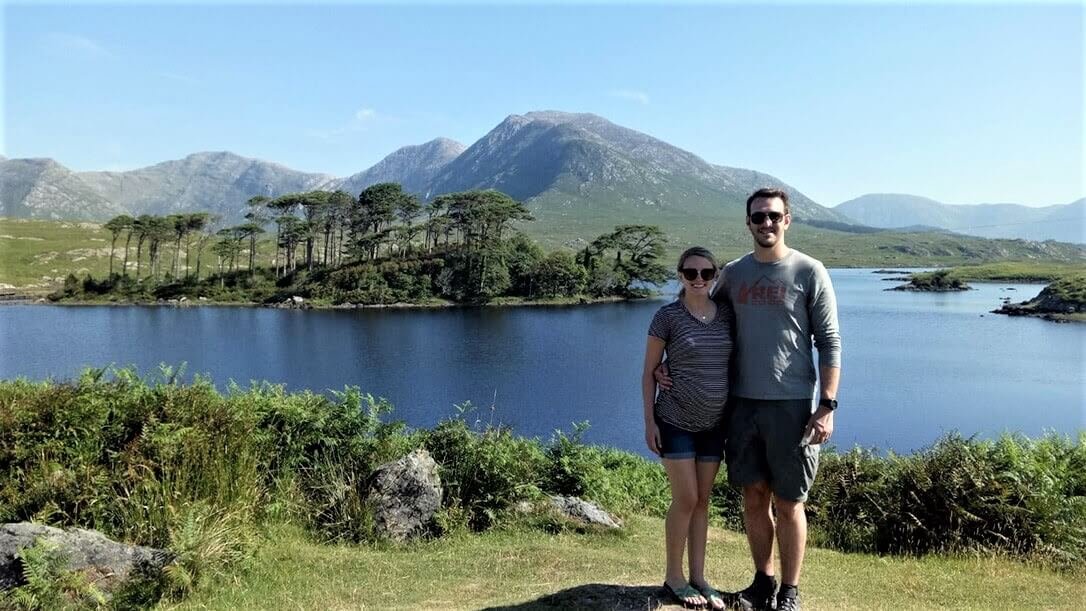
[2,216,1084,294]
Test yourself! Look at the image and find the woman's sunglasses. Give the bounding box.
[680,268,717,281]
[749,211,785,225]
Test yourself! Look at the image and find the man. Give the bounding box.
[658,187,841,611]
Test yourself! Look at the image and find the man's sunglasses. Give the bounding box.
[749,211,785,225]
[680,268,717,281]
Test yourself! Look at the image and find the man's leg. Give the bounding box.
[742,481,775,576]
[775,497,806,587]
[763,399,821,610]
[727,398,778,609]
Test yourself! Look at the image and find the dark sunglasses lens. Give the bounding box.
[681,268,715,281]
[750,212,783,224]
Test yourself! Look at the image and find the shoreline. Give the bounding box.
[1,294,643,310]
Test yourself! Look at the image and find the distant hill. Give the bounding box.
[0,158,125,219]
[74,152,337,221]
[835,193,1085,243]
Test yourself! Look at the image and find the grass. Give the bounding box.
[165,516,1086,610]
[912,262,1085,283]
[0,218,278,295]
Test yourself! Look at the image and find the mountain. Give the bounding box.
[0,158,124,219]
[0,112,847,232]
[73,152,336,221]
[428,111,845,227]
[333,138,465,197]
[836,194,1085,243]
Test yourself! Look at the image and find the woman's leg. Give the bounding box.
[663,458,705,606]
[689,460,724,608]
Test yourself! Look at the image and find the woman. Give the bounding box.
[642,246,733,610]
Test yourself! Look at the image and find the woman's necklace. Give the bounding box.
[683,299,715,322]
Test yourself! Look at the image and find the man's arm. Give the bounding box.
[805,264,841,444]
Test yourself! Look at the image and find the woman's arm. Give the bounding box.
[642,336,666,455]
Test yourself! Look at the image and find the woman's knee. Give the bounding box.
[671,488,699,512]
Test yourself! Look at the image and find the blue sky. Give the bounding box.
[3,1,1083,207]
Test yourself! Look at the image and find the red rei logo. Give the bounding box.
[736,276,789,306]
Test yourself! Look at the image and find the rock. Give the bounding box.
[290,295,304,304]
[179,296,188,302]
[198,296,208,301]
[548,496,622,529]
[369,449,443,542]
[0,523,170,593]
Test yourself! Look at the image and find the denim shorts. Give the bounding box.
[654,416,725,462]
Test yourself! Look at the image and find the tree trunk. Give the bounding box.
[122,232,132,278]
[108,235,117,277]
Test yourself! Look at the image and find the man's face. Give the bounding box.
[747,196,790,248]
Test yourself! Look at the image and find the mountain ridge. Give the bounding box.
[0,111,844,228]
[835,193,1085,243]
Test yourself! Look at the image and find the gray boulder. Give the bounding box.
[369,449,443,542]
[0,523,170,592]
[549,496,622,529]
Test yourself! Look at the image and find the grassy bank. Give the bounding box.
[1,370,1084,608]
[909,262,1085,284]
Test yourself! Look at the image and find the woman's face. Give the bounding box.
[678,255,716,296]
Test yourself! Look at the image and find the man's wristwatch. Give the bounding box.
[818,398,838,411]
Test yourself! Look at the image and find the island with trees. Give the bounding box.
[48,184,672,307]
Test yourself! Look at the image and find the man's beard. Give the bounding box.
[753,230,778,248]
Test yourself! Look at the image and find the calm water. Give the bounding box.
[1,269,1083,455]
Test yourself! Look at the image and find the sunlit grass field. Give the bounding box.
[166,517,1085,610]
[0,218,275,294]
[3,215,1083,296]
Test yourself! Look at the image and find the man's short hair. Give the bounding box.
[746,188,791,217]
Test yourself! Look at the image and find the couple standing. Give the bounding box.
[642,188,842,611]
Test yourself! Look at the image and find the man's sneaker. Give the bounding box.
[733,585,776,611]
[775,593,800,611]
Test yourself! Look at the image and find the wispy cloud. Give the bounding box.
[609,89,650,105]
[43,32,112,59]
[305,107,384,141]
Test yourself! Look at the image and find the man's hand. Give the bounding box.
[645,421,662,456]
[803,406,834,446]
[653,362,673,390]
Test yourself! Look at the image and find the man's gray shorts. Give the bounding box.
[726,397,819,503]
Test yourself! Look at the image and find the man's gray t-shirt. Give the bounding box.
[712,250,841,400]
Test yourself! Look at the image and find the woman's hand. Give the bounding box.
[645,421,662,456]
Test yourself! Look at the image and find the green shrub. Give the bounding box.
[0,539,106,610]
[423,413,547,530]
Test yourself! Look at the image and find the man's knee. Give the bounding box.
[742,481,772,509]
[774,497,805,522]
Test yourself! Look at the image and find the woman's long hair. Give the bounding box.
[676,246,718,298]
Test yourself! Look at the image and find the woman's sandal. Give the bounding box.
[663,582,706,609]
[692,582,726,611]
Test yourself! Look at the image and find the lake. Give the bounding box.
[1,269,1083,455]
